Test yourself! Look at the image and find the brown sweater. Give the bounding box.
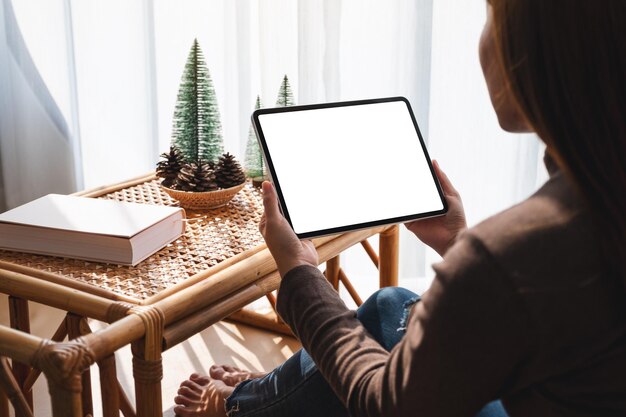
[276,168,626,417]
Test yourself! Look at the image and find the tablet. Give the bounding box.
[252,97,447,239]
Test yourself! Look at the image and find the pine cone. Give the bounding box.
[215,153,246,189]
[175,162,218,192]
[156,146,185,188]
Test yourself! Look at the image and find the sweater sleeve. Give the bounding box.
[276,234,533,417]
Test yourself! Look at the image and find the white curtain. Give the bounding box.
[0,0,81,211]
[423,0,548,280]
[0,0,546,293]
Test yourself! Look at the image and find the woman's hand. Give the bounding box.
[259,181,319,277]
[405,160,467,257]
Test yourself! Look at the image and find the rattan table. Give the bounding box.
[0,173,399,417]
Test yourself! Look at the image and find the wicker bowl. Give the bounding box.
[161,182,246,210]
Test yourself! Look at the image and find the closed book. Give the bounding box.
[0,194,186,265]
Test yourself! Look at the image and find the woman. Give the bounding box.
[174,1,626,416]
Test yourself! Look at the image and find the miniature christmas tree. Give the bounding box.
[215,153,246,189]
[156,146,185,187]
[171,39,224,164]
[175,162,219,192]
[244,95,265,179]
[275,75,295,107]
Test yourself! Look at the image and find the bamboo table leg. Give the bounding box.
[66,314,93,417]
[98,355,120,417]
[379,225,399,287]
[118,382,136,417]
[8,297,33,409]
[338,268,363,306]
[0,357,32,417]
[131,341,162,417]
[227,309,292,337]
[131,307,164,417]
[33,340,94,417]
[47,375,83,417]
[326,256,341,291]
[0,388,7,417]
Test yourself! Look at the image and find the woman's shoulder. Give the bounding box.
[466,171,602,290]
[445,172,626,390]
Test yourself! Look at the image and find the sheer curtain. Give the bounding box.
[423,0,548,279]
[0,0,546,293]
[0,0,81,211]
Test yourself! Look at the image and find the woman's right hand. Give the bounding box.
[259,181,319,277]
[404,160,467,257]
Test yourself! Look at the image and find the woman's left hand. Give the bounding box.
[259,181,319,277]
[404,160,467,256]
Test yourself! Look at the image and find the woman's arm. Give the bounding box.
[276,236,532,416]
[259,181,531,416]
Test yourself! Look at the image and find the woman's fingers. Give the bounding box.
[433,160,459,197]
[258,181,319,276]
[303,239,315,252]
[261,181,281,218]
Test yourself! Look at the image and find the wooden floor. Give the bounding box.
[0,298,301,417]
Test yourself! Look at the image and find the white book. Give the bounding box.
[0,194,186,266]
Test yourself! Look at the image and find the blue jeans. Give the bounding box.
[225,287,508,417]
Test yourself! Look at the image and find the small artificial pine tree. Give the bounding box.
[215,153,246,189]
[156,146,185,187]
[175,162,218,192]
[276,75,295,106]
[244,95,265,178]
[171,39,224,164]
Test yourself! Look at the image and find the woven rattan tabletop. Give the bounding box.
[0,176,266,302]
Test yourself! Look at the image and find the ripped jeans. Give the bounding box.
[224,287,509,417]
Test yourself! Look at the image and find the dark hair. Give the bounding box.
[490,0,626,281]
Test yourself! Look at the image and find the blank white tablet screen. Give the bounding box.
[256,99,444,236]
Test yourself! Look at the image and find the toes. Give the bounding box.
[180,379,204,392]
[174,395,196,406]
[173,404,200,417]
[222,374,244,387]
[190,372,211,382]
[173,378,231,417]
[177,386,200,400]
[193,375,211,385]
[209,364,258,387]
[209,365,225,380]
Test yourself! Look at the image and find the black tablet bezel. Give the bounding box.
[252,96,448,239]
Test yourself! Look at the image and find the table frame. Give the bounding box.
[0,174,399,417]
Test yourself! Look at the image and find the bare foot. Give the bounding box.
[174,374,234,417]
[208,365,267,387]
